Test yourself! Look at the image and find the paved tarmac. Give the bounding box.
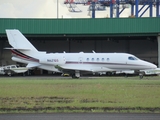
[0,113,160,120]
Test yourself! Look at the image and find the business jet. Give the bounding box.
[0,65,28,76]
[5,29,157,78]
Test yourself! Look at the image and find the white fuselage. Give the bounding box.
[12,52,157,73]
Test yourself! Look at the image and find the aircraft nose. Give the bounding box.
[142,61,157,69]
[149,63,157,69]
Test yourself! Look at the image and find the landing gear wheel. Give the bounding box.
[125,74,128,78]
[71,71,80,79]
[139,72,144,79]
[71,74,79,79]
[139,74,143,79]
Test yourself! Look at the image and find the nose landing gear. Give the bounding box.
[139,72,145,79]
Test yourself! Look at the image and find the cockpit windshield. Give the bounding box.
[128,56,138,60]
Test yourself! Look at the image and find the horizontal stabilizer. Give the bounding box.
[4,48,31,51]
[26,63,41,68]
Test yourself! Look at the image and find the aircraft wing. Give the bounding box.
[57,64,114,73]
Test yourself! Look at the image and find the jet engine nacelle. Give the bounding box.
[39,55,66,65]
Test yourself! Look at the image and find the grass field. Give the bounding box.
[0,76,160,113]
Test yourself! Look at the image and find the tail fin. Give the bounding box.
[6,29,38,52]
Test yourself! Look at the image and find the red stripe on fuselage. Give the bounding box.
[11,49,39,62]
[11,49,29,59]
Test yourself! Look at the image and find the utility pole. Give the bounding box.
[92,0,95,18]
[57,0,59,18]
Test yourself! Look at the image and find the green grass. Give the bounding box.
[0,76,160,113]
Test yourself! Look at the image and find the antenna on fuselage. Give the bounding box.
[92,50,96,53]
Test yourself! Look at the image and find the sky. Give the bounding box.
[0,0,157,18]
[0,0,71,18]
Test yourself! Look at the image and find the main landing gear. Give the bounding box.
[71,70,80,79]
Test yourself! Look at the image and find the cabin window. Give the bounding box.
[92,58,94,61]
[87,58,89,61]
[97,58,99,61]
[107,58,110,61]
[102,58,104,61]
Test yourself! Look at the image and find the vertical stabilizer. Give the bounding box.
[6,29,38,51]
